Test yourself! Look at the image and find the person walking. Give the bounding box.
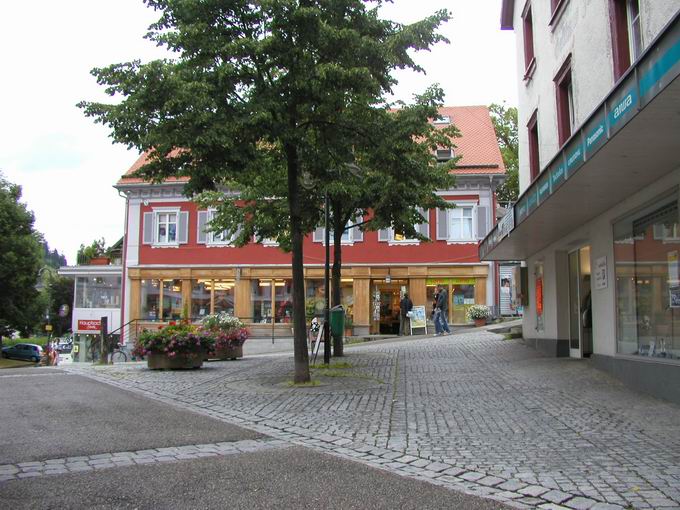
[435,284,451,335]
[399,292,413,336]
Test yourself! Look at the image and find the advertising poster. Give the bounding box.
[595,256,608,290]
[535,278,543,317]
[409,305,427,333]
[669,251,680,308]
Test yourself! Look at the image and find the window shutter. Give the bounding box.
[378,229,389,242]
[197,211,208,244]
[143,212,154,244]
[352,217,363,242]
[179,211,189,244]
[417,208,429,238]
[313,227,324,242]
[476,206,488,239]
[436,208,449,240]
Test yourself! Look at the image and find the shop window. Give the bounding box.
[75,276,121,309]
[214,280,235,315]
[142,208,189,247]
[610,0,643,80]
[614,192,680,360]
[274,280,293,323]
[426,280,476,325]
[555,56,574,146]
[162,279,183,320]
[527,110,540,182]
[305,279,326,319]
[251,280,273,323]
[141,279,161,320]
[191,280,212,318]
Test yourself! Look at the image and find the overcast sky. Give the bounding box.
[0,0,517,264]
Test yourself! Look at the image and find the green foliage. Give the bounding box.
[42,242,67,269]
[79,0,451,382]
[0,172,44,338]
[489,103,519,204]
[133,323,213,357]
[44,275,74,337]
[76,238,108,265]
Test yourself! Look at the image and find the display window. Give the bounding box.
[75,276,121,309]
[614,192,680,360]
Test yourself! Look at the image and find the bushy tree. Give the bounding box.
[0,172,44,340]
[80,0,450,382]
[489,102,518,204]
[76,238,108,265]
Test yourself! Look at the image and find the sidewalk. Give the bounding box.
[59,327,680,509]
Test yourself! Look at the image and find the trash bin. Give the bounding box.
[329,305,345,339]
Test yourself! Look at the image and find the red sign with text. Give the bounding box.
[77,319,101,332]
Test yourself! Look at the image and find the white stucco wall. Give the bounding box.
[513,0,680,194]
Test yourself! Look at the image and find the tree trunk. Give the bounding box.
[331,202,344,357]
[286,143,311,383]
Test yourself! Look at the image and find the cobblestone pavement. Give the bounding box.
[63,331,680,509]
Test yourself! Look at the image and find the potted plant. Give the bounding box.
[466,305,491,327]
[132,323,213,369]
[201,313,249,360]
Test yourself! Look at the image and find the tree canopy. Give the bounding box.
[489,102,518,204]
[0,172,44,338]
[80,0,451,382]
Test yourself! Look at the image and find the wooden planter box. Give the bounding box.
[214,345,243,360]
[147,351,205,370]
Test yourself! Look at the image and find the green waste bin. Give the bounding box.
[329,305,345,338]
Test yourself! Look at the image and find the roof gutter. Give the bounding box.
[500,0,515,30]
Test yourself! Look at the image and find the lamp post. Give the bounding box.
[323,191,331,365]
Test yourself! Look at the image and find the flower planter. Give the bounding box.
[214,345,243,360]
[474,318,486,327]
[147,351,205,370]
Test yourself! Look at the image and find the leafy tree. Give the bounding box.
[325,95,459,355]
[42,275,74,338]
[489,103,518,204]
[79,0,449,382]
[42,242,68,269]
[76,238,108,265]
[0,172,44,341]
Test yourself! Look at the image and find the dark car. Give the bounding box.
[1,343,43,362]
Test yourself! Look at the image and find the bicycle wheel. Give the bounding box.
[111,350,128,363]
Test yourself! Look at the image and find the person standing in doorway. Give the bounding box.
[399,292,413,336]
[435,284,451,335]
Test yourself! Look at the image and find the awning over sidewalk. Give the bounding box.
[481,11,680,261]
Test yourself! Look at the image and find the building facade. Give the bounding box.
[483,1,680,402]
[115,106,505,340]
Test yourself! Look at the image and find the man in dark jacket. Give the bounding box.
[399,293,413,336]
[435,284,451,335]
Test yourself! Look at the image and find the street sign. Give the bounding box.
[45,325,53,332]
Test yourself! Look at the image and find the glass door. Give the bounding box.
[568,246,592,358]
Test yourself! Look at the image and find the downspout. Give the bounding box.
[118,188,129,345]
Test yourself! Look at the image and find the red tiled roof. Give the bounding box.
[117,105,505,185]
[436,105,505,174]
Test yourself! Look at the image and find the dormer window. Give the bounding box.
[436,148,454,161]
[433,115,451,125]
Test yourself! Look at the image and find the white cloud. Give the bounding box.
[0,0,517,264]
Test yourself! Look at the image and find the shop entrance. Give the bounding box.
[568,246,592,358]
[371,280,408,334]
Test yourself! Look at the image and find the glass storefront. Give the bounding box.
[274,279,293,323]
[252,280,273,323]
[75,276,121,308]
[426,279,476,324]
[305,279,326,319]
[614,192,680,360]
[162,279,183,320]
[191,280,212,318]
[141,279,161,320]
[214,280,235,315]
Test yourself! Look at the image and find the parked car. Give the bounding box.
[1,343,43,363]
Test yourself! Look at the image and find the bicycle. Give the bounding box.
[110,344,128,363]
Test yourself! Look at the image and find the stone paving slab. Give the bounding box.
[62,330,680,509]
[0,438,289,483]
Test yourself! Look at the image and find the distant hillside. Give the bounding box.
[43,242,67,268]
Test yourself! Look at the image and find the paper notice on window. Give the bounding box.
[669,251,679,284]
[595,256,607,290]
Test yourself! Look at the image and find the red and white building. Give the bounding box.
[66,106,507,349]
